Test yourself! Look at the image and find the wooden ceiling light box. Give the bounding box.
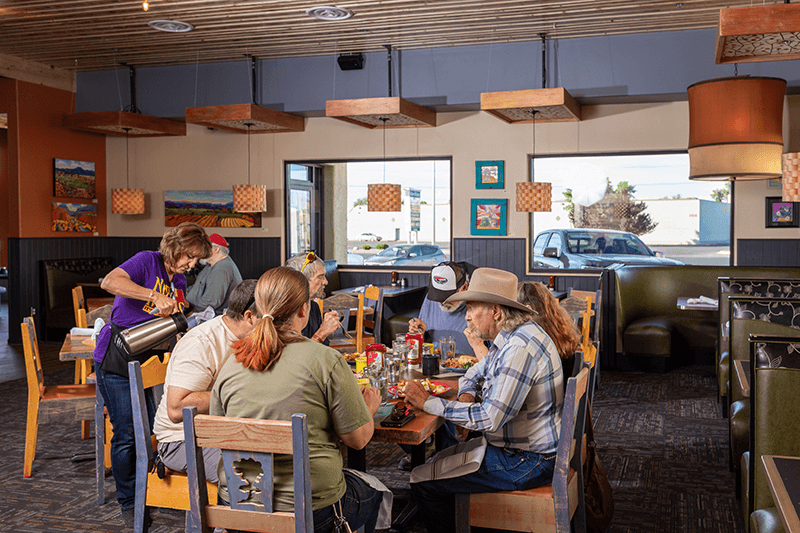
[185,103,304,133]
[62,111,186,137]
[715,3,800,64]
[481,88,581,123]
[325,97,436,128]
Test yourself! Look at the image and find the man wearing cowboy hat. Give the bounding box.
[404,267,564,533]
[185,233,243,316]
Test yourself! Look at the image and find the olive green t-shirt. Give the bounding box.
[210,339,371,511]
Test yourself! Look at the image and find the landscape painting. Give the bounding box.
[52,202,97,232]
[165,190,261,228]
[54,158,96,199]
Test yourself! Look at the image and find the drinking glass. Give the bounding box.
[440,336,456,359]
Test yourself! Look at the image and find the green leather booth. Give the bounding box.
[614,266,800,371]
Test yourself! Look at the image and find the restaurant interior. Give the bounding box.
[2,1,800,532]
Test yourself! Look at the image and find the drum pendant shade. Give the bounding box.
[782,153,800,202]
[111,188,145,214]
[516,182,552,212]
[687,76,786,181]
[368,183,402,212]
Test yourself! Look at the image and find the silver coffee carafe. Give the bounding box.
[116,313,188,356]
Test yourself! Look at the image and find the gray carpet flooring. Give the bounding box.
[0,362,743,532]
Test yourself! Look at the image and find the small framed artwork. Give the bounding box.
[768,178,782,189]
[475,160,504,189]
[471,198,507,236]
[765,197,800,228]
[52,202,97,232]
[54,158,96,199]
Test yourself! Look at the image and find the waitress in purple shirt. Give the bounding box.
[94,222,212,527]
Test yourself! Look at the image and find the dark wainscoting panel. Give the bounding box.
[738,239,800,266]
[453,238,528,279]
[7,236,281,344]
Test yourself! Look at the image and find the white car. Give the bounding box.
[359,232,382,241]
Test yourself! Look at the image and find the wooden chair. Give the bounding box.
[182,408,313,533]
[71,286,95,440]
[21,316,96,478]
[329,286,384,353]
[455,365,590,533]
[129,357,218,533]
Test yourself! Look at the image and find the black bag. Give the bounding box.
[584,405,614,533]
[98,321,148,378]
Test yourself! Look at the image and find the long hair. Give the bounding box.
[232,267,309,371]
[517,281,580,360]
[159,222,213,266]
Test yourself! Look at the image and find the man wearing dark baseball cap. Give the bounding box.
[409,261,483,355]
[185,233,243,315]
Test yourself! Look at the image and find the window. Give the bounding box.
[285,158,451,266]
[529,152,731,269]
[286,164,322,257]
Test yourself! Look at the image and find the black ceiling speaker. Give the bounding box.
[337,53,365,71]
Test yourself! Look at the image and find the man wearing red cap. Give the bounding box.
[185,233,242,315]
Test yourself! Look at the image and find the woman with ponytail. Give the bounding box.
[211,266,383,533]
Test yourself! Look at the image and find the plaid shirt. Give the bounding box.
[424,321,564,454]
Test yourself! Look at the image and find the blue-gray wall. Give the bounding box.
[77,28,800,117]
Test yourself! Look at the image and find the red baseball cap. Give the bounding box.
[209,234,228,247]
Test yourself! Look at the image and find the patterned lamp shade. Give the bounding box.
[783,153,800,202]
[516,182,552,212]
[368,183,402,212]
[232,184,267,213]
[111,188,145,215]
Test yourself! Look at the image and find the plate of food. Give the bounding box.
[343,352,362,365]
[388,379,451,398]
[440,355,478,373]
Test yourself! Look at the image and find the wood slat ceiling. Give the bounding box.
[0,0,788,72]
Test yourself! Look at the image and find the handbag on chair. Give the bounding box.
[584,405,614,533]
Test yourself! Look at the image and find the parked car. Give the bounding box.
[359,232,382,241]
[346,252,365,265]
[532,228,683,269]
[364,244,447,266]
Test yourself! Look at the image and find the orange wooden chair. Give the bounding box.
[21,316,95,478]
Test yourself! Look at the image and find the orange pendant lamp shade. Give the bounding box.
[516,182,552,212]
[367,183,402,212]
[783,153,800,202]
[687,76,786,181]
[111,188,145,214]
[232,184,267,213]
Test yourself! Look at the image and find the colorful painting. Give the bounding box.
[768,178,782,189]
[52,202,97,232]
[470,198,507,236]
[766,197,799,228]
[54,158,96,199]
[165,190,261,228]
[475,160,504,189]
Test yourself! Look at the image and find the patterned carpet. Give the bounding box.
[0,364,743,532]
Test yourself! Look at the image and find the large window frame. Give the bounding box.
[284,156,453,269]
[526,150,734,274]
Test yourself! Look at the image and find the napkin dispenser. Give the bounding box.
[116,313,188,356]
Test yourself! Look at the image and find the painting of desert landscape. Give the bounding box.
[54,158,96,199]
[164,190,261,228]
[52,202,97,232]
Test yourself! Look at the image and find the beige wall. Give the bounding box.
[106,98,799,262]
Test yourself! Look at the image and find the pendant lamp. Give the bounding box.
[111,128,145,214]
[516,110,552,212]
[782,153,800,202]
[716,3,800,64]
[232,123,267,213]
[687,76,786,181]
[367,117,402,212]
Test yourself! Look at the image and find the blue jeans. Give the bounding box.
[224,470,382,533]
[96,368,156,510]
[411,444,556,533]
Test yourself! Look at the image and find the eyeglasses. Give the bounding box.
[301,251,316,272]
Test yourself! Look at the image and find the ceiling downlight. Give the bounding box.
[147,20,194,33]
[305,6,354,21]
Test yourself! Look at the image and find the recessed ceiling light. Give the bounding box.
[306,6,354,21]
[148,20,193,33]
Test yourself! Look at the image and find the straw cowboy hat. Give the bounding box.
[443,267,531,313]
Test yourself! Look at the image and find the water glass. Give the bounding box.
[392,340,408,365]
[440,336,456,359]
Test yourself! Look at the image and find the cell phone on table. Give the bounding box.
[381,403,416,428]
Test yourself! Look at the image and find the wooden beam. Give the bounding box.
[0,52,74,93]
[716,4,800,64]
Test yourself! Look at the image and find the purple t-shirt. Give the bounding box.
[93,251,187,364]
